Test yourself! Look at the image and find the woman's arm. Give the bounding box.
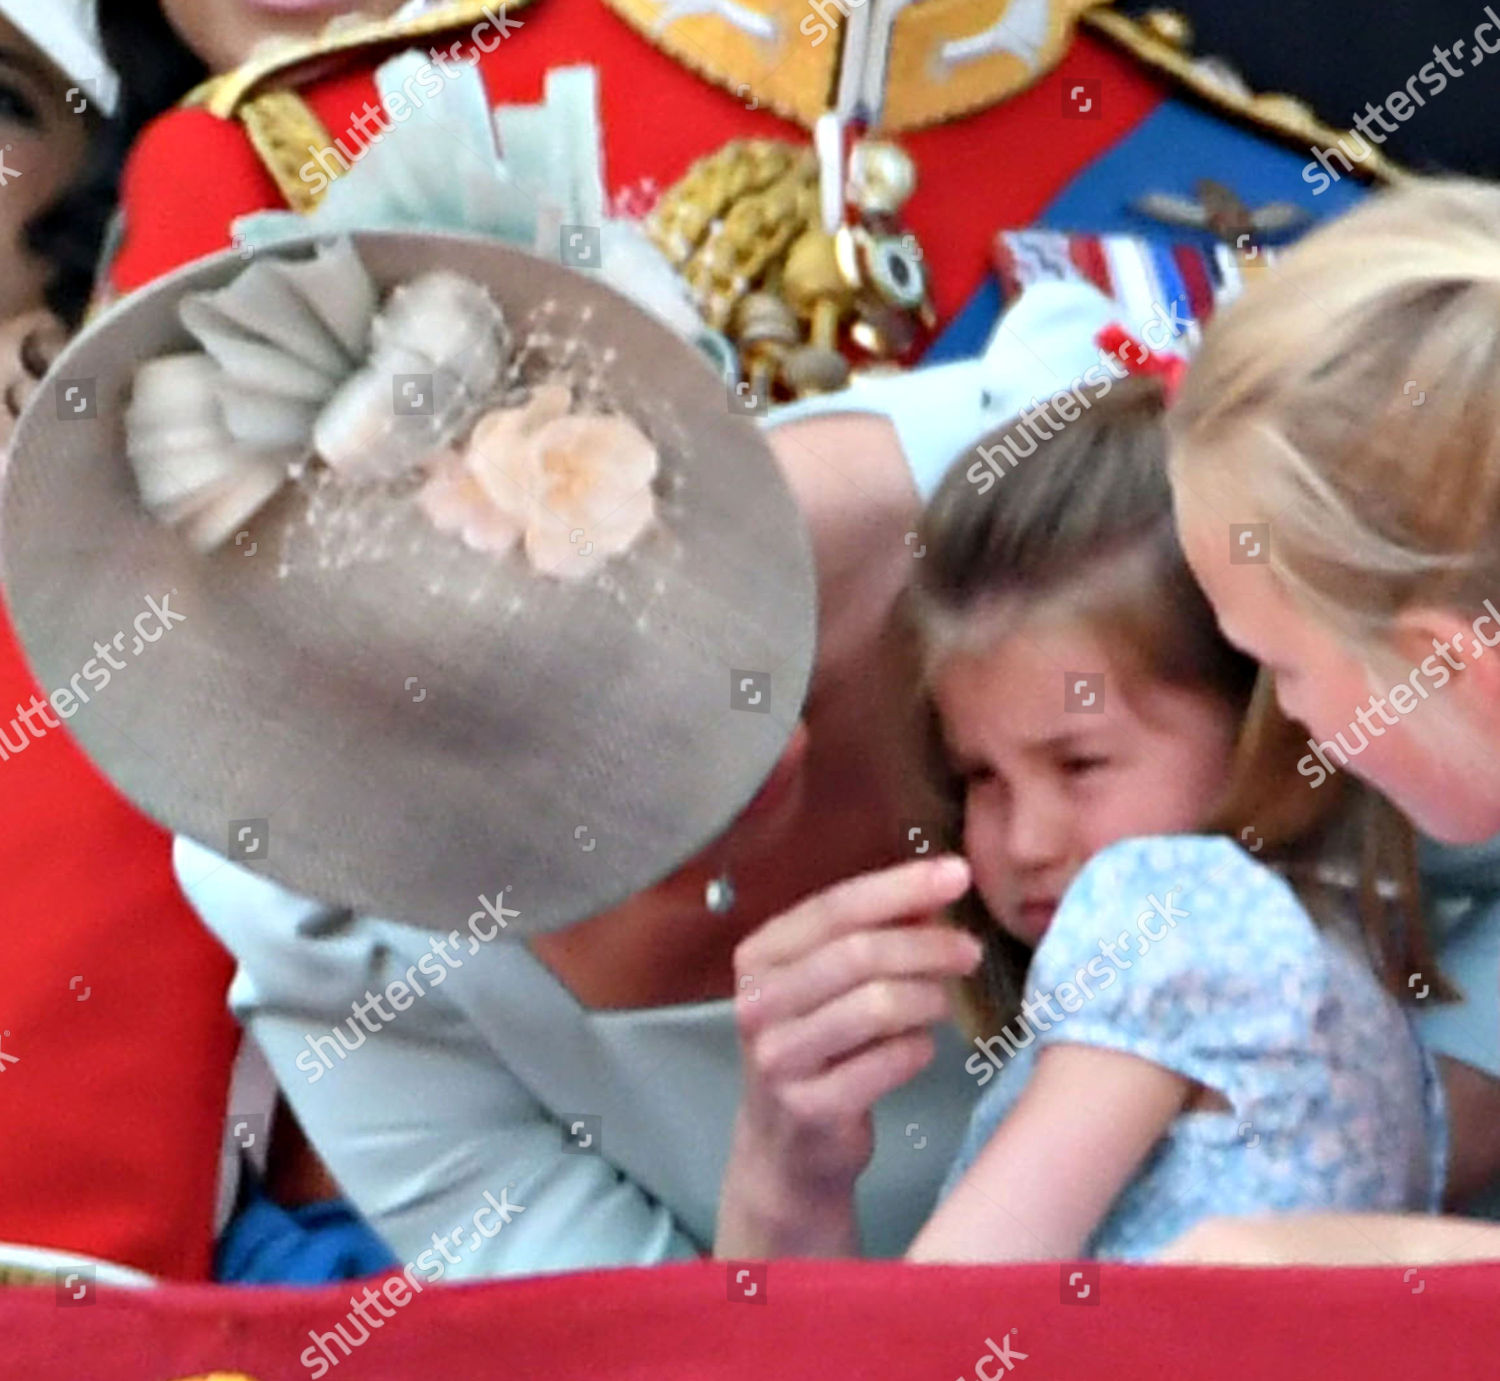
[249,991,704,1276]
[716,856,982,1258]
[176,840,704,1277]
[908,1044,1188,1262]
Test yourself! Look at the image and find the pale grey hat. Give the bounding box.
[2,233,816,935]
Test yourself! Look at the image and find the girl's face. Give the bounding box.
[0,16,89,320]
[933,617,1240,947]
[160,0,411,73]
[1175,491,1500,845]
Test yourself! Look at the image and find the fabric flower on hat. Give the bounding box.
[125,241,512,553]
[418,385,660,580]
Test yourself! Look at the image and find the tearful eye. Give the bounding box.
[866,235,927,310]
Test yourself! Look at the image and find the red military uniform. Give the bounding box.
[111,0,1163,325]
[0,623,238,1279]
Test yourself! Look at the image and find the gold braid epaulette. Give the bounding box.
[1083,8,1411,184]
[239,91,341,212]
[177,1,541,213]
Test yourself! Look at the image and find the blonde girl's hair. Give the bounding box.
[907,377,1446,1041]
[1167,177,1500,648]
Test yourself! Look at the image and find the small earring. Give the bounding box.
[705,873,736,914]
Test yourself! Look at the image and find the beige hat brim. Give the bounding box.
[2,233,816,934]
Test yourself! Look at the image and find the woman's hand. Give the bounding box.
[715,855,981,1258]
[0,309,67,457]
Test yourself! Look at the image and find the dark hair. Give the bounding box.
[906,375,1442,1038]
[25,2,207,325]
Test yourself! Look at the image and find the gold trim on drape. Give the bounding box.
[1083,9,1410,183]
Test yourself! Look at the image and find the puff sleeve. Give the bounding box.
[1027,835,1330,1134]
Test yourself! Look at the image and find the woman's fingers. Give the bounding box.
[770,1029,939,1131]
[748,975,956,1081]
[736,855,972,974]
[737,922,980,1036]
[729,857,980,1191]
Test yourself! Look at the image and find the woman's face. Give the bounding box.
[1175,488,1500,844]
[0,16,90,320]
[160,0,412,73]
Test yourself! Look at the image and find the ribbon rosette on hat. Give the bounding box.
[125,239,511,547]
[122,237,661,582]
[3,233,814,935]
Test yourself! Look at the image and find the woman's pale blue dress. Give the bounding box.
[176,837,978,1278]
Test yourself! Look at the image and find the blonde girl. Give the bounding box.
[1165,177,1500,1257]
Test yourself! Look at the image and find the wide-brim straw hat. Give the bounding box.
[2,232,815,935]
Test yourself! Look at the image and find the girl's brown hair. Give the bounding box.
[907,376,1444,1039]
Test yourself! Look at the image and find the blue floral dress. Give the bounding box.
[942,836,1448,1260]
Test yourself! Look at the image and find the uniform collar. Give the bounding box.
[598,0,1101,131]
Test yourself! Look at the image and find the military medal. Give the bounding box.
[640,0,962,400]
